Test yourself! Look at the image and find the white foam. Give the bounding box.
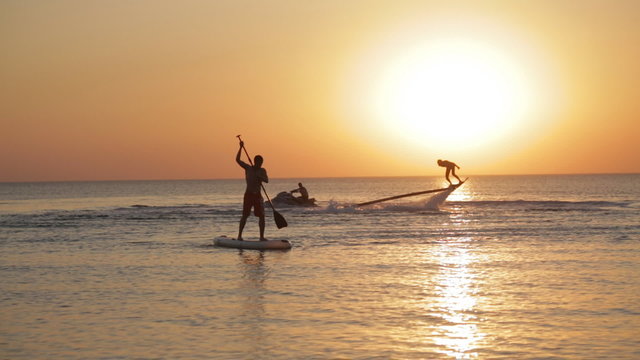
[423,187,456,210]
[322,200,361,213]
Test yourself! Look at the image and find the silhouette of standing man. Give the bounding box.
[437,159,462,185]
[236,141,269,241]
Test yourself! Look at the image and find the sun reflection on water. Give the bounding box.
[431,240,484,359]
[446,181,473,202]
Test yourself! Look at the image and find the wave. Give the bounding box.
[311,198,631,215]
[1,199,632,230]
[317,200,443,214]
[0,203,237,229]
[449,200,631,211]
[120,203,211,211]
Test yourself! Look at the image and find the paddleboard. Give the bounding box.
[214,236,292,250]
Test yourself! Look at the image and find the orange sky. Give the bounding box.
[1,1,639,182]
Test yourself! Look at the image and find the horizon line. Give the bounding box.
[1,172,638,184]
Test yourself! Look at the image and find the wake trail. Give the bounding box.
[318,187,458,213]
[424,186,456,210]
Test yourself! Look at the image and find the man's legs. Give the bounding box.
[259,215,266,241]
[445,168,452,184]
[252,192,266,240]
[451,168,462,183]
[238,214,248,240]
[239,192,266,240]
[238,192,252,240]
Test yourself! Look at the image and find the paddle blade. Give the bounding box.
[273,210,288,229]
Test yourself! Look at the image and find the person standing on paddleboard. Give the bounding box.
[437,159,462,185]
[236,141,269,241]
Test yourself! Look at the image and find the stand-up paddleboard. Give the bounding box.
[214,236,292,250]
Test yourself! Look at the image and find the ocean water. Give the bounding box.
[1,174,639,359]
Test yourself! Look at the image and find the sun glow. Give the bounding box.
[370,38,534,154]
[343,20,558,163]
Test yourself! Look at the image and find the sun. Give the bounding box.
[341,20,559,163]
[370,38,533,154]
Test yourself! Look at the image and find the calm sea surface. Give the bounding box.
[1,175,639,359]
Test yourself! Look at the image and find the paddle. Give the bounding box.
[236,135,288,229]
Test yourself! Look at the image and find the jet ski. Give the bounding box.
[269,191,317,207]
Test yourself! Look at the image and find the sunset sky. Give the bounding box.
[1,0,639,182]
